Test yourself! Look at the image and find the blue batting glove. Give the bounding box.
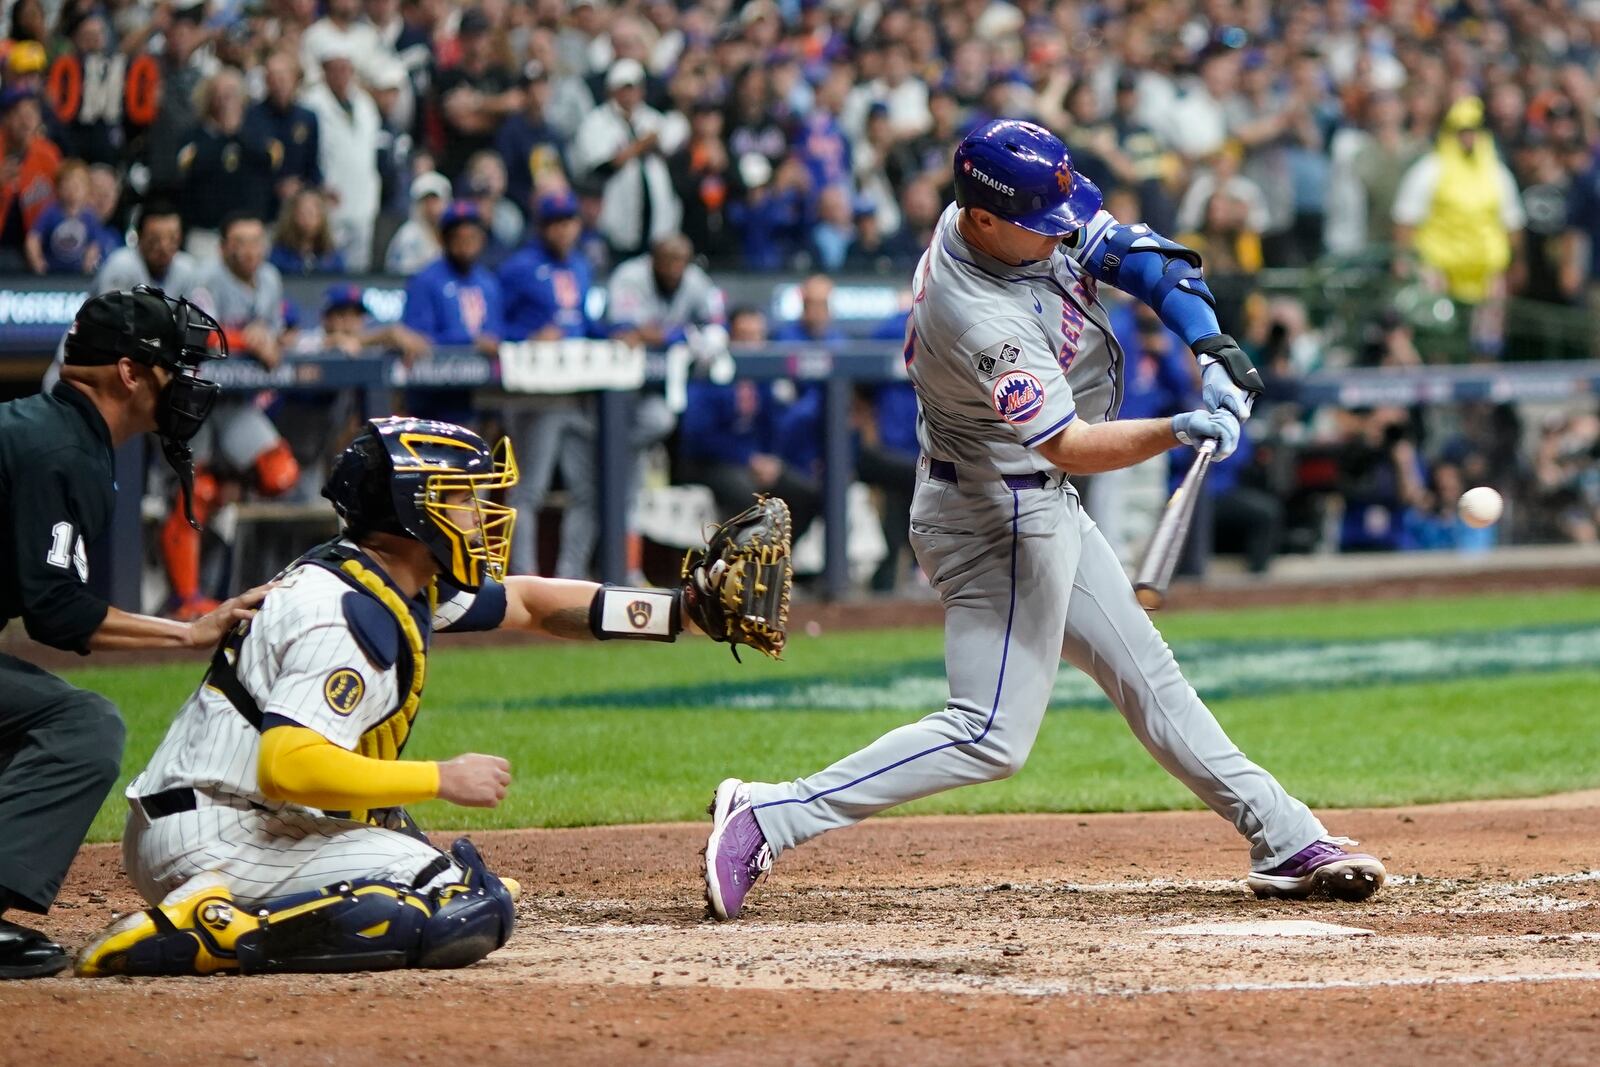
[1172,408,1241,461]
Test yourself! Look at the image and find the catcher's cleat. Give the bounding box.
[76,874,255,977]
[1248,837,1386,902]
[704,778,772,920]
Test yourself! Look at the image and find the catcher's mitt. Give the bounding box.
[681,495,793,660]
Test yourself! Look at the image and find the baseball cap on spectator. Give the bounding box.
[316,38,356,65]
[439,200,486,234]
[323,284,368,316]
[536,189,580,222]
[172,0,206,24]
[411,171,452,203]
[0,87,36,114]
[1443,96,1485,131]
[606,59,646,92]
[367,56,407,92]
[6,41,45,75]
[739,1,777,25]
[852,195,876,219]
[1115,71,1139,93]
[458,8,491,35]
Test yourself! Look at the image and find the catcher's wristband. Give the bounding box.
[588,585,682,642]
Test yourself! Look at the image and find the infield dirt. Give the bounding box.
[7,791,1599,1066]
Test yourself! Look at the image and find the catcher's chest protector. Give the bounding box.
[205,541,437,819]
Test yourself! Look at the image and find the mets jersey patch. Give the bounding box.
[992,370,1045,424]
[324,668,366,716]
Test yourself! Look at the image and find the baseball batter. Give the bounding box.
[705,120,1385,919]
[77,416,791,977]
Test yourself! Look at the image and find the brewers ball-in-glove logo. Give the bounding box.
[323,668,365,716]
[992,370,1045,424]
[627,600,653,629]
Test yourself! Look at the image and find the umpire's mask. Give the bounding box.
[64,285,229,529]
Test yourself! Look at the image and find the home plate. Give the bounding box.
[1151,920,1374,938]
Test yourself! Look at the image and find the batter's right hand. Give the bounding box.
[1172,409,1241,461]
[438,754,512,808]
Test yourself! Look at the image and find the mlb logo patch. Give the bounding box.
[992,371,1045,424]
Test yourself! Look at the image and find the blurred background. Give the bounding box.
[1,0,1599,618]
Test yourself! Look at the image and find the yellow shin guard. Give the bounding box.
[76,875,256,977]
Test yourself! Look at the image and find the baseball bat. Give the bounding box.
[1134,439,1217,612]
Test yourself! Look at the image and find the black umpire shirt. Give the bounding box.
[0,381,115,653]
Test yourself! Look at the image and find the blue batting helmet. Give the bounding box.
[952,119,1103,237]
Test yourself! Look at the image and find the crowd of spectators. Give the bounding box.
[4,0,1600,599]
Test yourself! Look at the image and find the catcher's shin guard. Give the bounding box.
[76,874,254,977]
[78,841,516,977]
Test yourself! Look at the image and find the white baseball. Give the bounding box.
[1458,486,1503,529]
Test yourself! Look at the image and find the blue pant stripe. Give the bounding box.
[754,491,1021,811]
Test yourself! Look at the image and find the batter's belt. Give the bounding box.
[923,456,1069,491]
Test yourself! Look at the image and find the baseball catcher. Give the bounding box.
[77,416,790,977]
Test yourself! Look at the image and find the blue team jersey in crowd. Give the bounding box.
[680,379,783,466]
[403,258,504,345]
[498,241,594,341]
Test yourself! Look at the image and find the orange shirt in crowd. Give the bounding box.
[0,128,61,235]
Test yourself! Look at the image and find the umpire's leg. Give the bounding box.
[0,652,125,914]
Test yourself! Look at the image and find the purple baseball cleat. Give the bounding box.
[704,778,772,920]
[1248,837,1386,902]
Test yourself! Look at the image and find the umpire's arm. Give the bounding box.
[11,449,269,653]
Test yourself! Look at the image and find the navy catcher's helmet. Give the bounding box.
[324,417,519,589]
[953,119,1103,236]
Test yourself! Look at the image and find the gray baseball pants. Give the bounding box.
[748,460,1326,871]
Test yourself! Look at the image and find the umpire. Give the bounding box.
[0,286,267,979]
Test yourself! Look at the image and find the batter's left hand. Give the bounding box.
[1194,334,1263,422]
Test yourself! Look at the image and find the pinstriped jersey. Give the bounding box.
[905,204,1128,475]
[127,544,505,812]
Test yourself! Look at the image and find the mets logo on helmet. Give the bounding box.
[992,370,1045,424]
[627,600,653,628]
[1055,160,1074,195]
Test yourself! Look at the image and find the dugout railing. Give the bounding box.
[82,343,1600,611]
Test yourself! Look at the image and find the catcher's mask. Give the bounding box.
[63,284,228,529]
[323,417,519,589]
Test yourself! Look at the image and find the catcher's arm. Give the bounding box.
[499,575,692,641]
[496,495,791,658]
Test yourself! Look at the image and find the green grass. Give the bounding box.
[67,590,1600,840]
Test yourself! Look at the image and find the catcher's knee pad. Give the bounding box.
[76,874,256,977]
[253,439,300,497]
[414,837,517,969]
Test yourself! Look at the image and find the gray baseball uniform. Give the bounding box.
[747,205,1326,870]
[188,260,288,474]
